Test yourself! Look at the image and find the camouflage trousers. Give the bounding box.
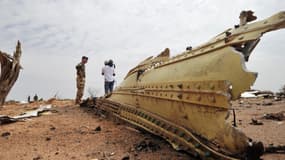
[75,77,85,104]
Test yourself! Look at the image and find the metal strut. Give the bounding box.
[96,98,240,160]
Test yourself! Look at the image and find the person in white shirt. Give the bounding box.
[102,59,115,95]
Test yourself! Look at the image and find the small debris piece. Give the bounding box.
[265,144,285,153]
[0,115,18,125]
[245,141,264,160]
[148,141,161,152]
[33,155,42,160]
[13,105,52,119]
[109,152,115,156]
[274,97,282,101]
[262,102,273,106]
[276,92,285,99]
[1,132,11,138]
[94,126,101,131]
[249,118,263,125]
[46,137,51,141]
[80,97,97,107]
[134,140,161,152]
[50,126,56,131]
[263,112,285,121]
[135,140,148,152]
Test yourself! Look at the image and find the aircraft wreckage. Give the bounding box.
[93,11,285,159]
[0,41,22,106]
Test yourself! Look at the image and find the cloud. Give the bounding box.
[0,0,284,100]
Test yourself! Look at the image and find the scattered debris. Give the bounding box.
[274,96,282,101]
[255,91,274,98]
[135,140,148,152]
[33,155,42,160]
[245,140,264,160]
[94,126,101,132]
[238,119,243,125]
[262,101,273,106]
[77,125,102,135]
[263,112,285,121]
[50,126,56,131]
[0,105,52,125]
[148,141,161,152]
[109,152,115,156]
[0,115,18,125]
[276,92,285,99]
[241,92,257,98]
[134,139,161,152]
[13,105,52,119]
[249,118,263,125]
[80,97,97,107]
[1,132,11,138]
[241,90,274,98]
[265,144,285,153]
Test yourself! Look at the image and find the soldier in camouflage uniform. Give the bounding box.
[75,56,88,104]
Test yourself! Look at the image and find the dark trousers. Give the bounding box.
[104,81,114,95]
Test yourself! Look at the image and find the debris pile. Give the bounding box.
[134,139,161,152]
[0,115,18,125]
[1,132,11,138]
[241,90,274,98]
[250,118,263,125]
[263,112,285,121]
[265,144,285,154]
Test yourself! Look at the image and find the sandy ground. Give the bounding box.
[0,100,190,160]
[230,98,285,160]
[0,98,284,160]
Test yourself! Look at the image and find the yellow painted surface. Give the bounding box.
[108,11,285,156]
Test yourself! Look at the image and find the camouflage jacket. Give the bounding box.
[76,62,85,78]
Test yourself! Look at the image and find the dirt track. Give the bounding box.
[0,98,284,160]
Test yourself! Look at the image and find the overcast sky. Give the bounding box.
[0,0,284,101]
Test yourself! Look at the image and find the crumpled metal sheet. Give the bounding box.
[0,105,52,125]
[13,104,52,119]
[0,115,18,125]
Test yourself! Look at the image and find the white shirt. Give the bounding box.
[102,65,115,82]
